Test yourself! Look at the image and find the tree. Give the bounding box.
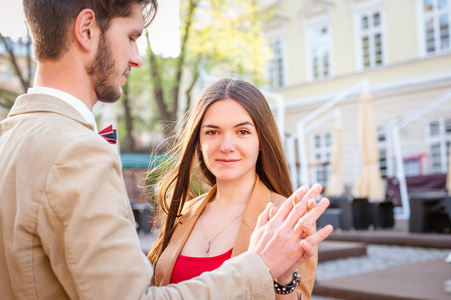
[121,81,136,152]
[114,54,165,152]
[146,0,274,138]
[0,31,34,112]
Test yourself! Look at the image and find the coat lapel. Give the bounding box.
[155,186,217,286]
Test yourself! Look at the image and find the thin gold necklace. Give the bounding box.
[200,205,246,254]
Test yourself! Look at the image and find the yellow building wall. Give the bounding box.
[265,0,451,190]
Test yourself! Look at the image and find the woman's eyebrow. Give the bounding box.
[234,122,254,128]
[201,121,255,129]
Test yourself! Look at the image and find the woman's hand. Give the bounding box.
[274,184,332,283]
[249,184,333,280]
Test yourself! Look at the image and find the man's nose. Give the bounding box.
[130,45,143,68]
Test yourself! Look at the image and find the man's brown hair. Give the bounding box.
[23,0,158,61]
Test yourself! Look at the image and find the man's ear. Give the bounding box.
[74,8,99,52]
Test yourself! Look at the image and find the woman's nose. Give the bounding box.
[219,135,235,153]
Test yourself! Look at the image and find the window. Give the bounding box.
[404,157,422,176]
[421,0,451,54]
[312,132,332,186]
[378,132,388,179]
[308,26,331,80]
[268,39,285,89]
[358,10,384,69]
[427,118,451,173]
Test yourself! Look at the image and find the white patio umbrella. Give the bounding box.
[351,92,385,202]
[326,123,344,196]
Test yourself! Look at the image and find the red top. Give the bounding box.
[170,248,233,284]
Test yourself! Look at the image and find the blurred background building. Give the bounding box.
[256,0,451,218]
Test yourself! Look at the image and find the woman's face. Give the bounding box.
[199,98,260,183]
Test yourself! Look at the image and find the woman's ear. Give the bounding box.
[73,8,99,52]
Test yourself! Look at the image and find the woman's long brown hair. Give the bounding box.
[147,78,293,265]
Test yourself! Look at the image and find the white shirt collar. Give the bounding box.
[27,86,98,131]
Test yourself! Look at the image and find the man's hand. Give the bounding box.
[248,184,333,280]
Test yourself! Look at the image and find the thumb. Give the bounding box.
[256,202,274,229]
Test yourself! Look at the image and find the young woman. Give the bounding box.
[148,78,319,299]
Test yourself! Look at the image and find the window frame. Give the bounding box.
[426,117,451,173]
[416,0,451,56]
[302,8,334,81]
[268,38,287,89]
[306,25,332,81]
[350,0,387,71]
[377,130,388,179]
[310,131,332,186]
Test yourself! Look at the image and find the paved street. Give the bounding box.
[316,244,449,281]
[138,230,450,281]
[137,229,450,299]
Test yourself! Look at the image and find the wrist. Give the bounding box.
[274,270,301,295]
[277,274,295,286]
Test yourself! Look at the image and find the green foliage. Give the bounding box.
[144,154,209,209]
[114,0,275,150]
[145,0,274,126]
[186,0,273,84]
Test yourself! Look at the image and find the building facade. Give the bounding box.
[262,0,451,205]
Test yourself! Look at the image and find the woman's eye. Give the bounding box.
[238,129,250,135]
[205,130,217,135]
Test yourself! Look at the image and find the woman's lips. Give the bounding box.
[216,159,240,165]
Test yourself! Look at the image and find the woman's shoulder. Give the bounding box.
[269,191,287,208]
[182,193,209,213]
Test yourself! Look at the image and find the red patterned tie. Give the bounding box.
[98,124,117,144]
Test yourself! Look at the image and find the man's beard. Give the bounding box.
[87,35,123,103]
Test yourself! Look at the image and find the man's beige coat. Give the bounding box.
[0,94,274,299]
[155,177,318,300]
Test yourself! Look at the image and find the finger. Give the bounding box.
[269,207,278,219]
[306,183,322,204]
[283,237,316,272]
[284,184,323,230]
[291,185,308,206]
[255,202,274,229]
[288,200,309,237]
[299,198,330,235]
[300,239,315,258]
[307,195,317,212]
[304,224,334,246]
[269,186,308,224]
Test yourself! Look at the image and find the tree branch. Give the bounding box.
[0,32,30,93]
[171,0,200,120]
[0,87,19,110]
[122,81,135,152]
[185,65,199,112]
[146,29,169,122]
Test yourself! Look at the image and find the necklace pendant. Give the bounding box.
[206,242,211,253]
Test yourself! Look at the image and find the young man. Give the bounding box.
[0,1,332,299]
